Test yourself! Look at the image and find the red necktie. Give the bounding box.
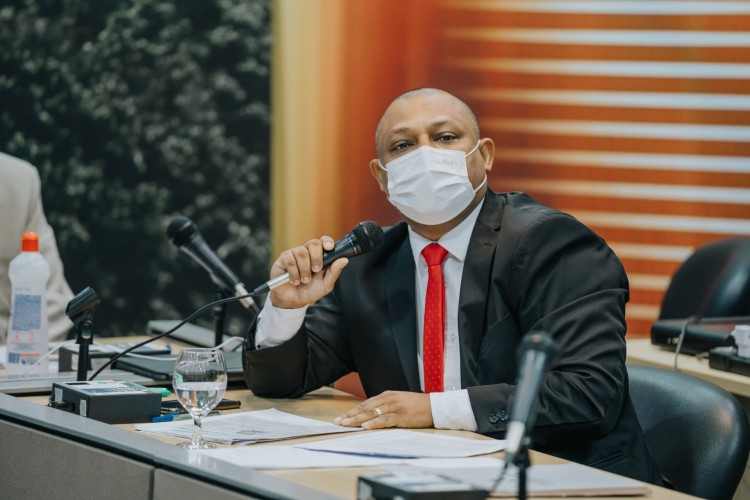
[422,243,448,393]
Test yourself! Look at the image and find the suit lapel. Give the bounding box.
[458,191,505,387]
[385,232,421,391]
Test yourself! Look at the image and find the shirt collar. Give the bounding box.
[408,199,485,265]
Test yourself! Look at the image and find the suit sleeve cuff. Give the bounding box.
[254,296,308,348]
[429,389,478,431]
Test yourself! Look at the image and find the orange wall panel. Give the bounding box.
[274,0,750,338]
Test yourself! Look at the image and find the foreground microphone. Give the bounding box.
[504,331,559,467]
[167,216,259,313]
[254,221,384,294]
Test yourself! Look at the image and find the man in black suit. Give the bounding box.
[244,88,661,484]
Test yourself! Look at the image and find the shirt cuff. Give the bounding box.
[254,296,308,348]
[430,389,478,431]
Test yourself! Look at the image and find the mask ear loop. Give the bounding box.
[473,174,488,194]
[465,140,481,158]
[467,141,486,194]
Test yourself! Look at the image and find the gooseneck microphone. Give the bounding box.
[254,221,385,294]
[504,331,559,467]
[167,216,259,313]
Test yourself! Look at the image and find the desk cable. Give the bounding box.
[488,461,510,497]
[673,315,700,371]
[88,291,260,381]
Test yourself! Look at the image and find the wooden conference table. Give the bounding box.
[1,382,695,499]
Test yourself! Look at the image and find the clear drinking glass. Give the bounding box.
[172,348,227,449]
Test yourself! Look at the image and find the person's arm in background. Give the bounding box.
[23,164,74,341]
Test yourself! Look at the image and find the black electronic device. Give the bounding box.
[50,380,161,424]
[358,472,488,500]
[651,319,736,355]
[709,347,750,377]
[59,342,171,372]
[114,350,245,382]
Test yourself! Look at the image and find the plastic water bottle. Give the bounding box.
[6,232,50,375]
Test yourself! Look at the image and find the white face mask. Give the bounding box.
[378,141,486,225]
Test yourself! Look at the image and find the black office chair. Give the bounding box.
[659,237,750,320]
[628,365,750,500]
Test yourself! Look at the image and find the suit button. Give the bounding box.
[489,413,500,424]
[499,410,509,421]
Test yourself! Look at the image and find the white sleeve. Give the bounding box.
[429,389,478,431]
[254,295,308,348]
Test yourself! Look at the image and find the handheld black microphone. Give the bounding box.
[167,216,259,313]
[253,221,385,294]
[504,331,559,467]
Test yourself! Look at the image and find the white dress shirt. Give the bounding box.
[255,200,484,431]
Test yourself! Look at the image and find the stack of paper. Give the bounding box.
[134,408,362,445]
[196,425,507,470]
[296,429,506,458]
[200,446,504,470]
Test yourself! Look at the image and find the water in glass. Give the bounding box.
[172,348,227,449]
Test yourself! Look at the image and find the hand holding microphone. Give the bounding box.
[259,221,384,309]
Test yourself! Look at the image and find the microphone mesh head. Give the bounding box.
[166,216,197,247]
[352,221,384,254]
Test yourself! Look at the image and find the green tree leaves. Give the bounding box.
[0,0,271,336]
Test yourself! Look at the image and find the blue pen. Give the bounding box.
[152,410,220,423]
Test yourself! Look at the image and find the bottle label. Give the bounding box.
[11,294,43,331]
[8,350,39,364]
[6,330,45,368]
[7,292,49,375]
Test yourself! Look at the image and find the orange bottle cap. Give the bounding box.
[22,232,39,252]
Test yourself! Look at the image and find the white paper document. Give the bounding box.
[437,462,650,497]
[297,429,506,458]
[134,408,361,445]
[199,444,503,469]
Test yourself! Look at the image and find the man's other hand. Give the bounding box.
[334,391,433,430]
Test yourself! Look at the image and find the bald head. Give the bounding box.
[375,88,480,154]
[368,87,494,239]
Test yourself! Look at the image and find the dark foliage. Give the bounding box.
[0,0,271,336]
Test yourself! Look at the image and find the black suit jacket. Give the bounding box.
[244,191,661,484]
